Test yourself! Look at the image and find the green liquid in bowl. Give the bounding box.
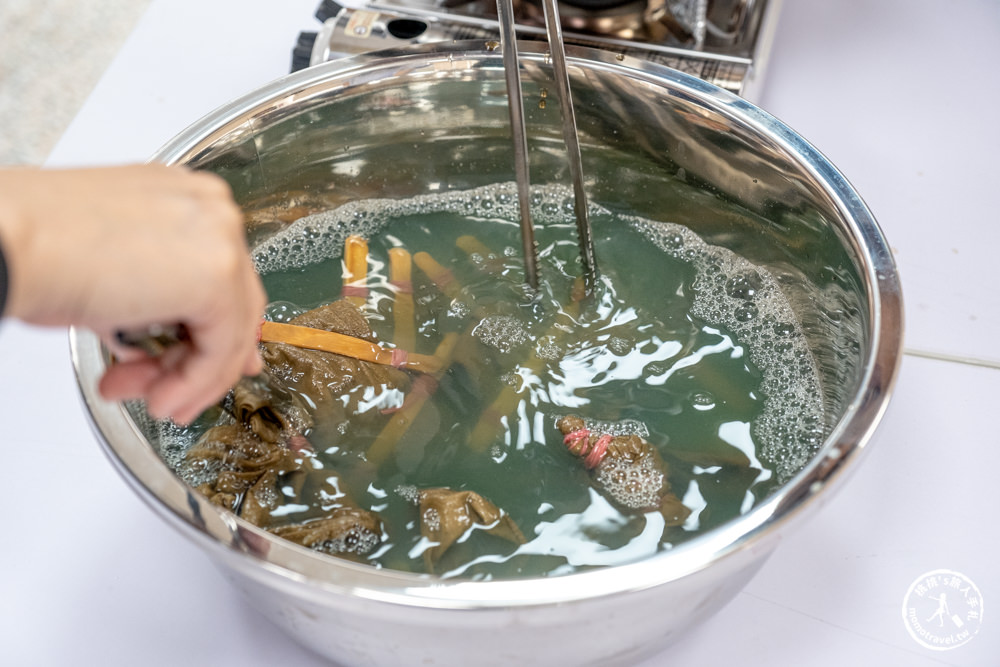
[147,183,827,579]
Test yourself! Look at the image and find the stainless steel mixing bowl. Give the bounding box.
[71,42,903,666]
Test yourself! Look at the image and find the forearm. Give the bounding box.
[0,166,127,326]
[0,164,267,423]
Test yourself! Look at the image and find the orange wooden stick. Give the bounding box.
[456,235,504,275]
[365,332,460,467]
[467,277,587,452]
[413,251,463,301]
[455,235,492,258]
[388,248,416,352]
[363,247,492,468]
[259,320,441,374]
[342,235,369,308]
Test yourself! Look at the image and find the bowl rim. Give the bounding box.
[70,40,904,610]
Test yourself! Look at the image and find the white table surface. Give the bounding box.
[2,0,998,665]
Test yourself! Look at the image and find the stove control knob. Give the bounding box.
[291,31,318,72]
[315,0,344,23]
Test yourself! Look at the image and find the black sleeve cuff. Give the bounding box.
[0,236,8,317]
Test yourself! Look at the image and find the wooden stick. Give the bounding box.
[388,248,416,352]
[414,243,535,452]
[342,235,369,308]
[414,248,493,324]
[365,333,460,467]
[467,277,587,452]
[366,244,501,468]
[456,234,504,275]
[413,251,463,301]
[259,320,441,374]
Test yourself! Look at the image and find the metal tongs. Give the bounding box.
[115,323,296,424]
[495,0,597,295]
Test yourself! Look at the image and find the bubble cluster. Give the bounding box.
[395,484,420,504]
[691,392,716,410]
[252,183,592,275]
[316,525,381,555]
[422,507,441,532]
[147,415,221,486]
[265,300,306,323]
[574,417,649,439]
[606,336,633,355]
[473,314,529,353]
[535,336,563,361]
[500,372,519,387]
[447,301,472,320]
[630,216,827,482]
[177,455,221,488]
[594,452,664,511]
[253,483,279,509]
[725,271,762,301]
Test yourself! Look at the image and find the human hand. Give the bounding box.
[0,164,266,423]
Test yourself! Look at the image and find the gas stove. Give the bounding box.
[293,0,781,100]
